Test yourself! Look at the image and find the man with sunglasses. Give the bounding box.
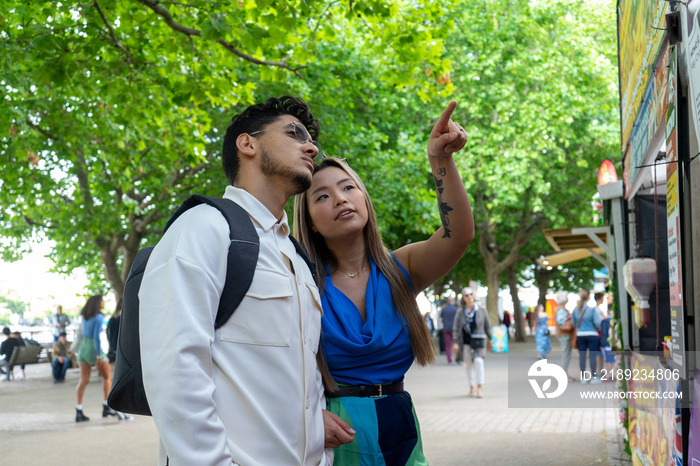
[140,96,354,466]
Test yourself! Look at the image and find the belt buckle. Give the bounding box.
[370,384,383,398]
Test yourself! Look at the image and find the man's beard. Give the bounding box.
[260,146,312,194]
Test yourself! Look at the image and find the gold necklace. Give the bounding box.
[337,261,367,278]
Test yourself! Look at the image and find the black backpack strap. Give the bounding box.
[290,235,317,282]
[168,195,260,329]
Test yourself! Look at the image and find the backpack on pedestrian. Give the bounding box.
[107,194,314,416]
[555,308,574,338]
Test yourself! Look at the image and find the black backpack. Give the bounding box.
[108,194,314,416]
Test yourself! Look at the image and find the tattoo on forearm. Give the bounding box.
[434,170,453,238]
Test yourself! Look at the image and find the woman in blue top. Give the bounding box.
[571,290,602,384]
[294,101,474,465]
[75,294,118,422]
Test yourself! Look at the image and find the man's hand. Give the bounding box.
[322,409,355,449]
[427,100,467,158]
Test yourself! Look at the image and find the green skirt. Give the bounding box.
[326,391,428,466]
[77,337,105,365]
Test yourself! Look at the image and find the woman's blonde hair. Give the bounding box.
[577,289,590,312]
[293,158,435,380]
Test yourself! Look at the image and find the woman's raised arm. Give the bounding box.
[393,101,475,294]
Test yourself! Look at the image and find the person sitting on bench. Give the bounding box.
[0,327,9,376]
[52,331,74,383]
[0,327,26,380]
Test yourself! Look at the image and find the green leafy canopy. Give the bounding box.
[0,0,619,309]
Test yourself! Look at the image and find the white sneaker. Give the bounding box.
[581,378,590,384]
[591,378,603,385]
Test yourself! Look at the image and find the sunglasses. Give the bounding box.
[249,121,324,158]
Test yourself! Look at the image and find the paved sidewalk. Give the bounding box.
[0,335,631,465]
[409,336,632,465]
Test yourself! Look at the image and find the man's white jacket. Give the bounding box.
[140,187,330,466]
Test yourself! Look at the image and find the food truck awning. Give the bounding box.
[537,226,611,268]
[535,248,605,268]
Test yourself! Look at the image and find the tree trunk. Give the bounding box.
[485,268,500,329]
[473,183,549,332]
[537,276,548,308]
[99,231,144,301]
[506,265,526,342]
[121,230,146,290]
[534,265,554,308]
[101,247,125,299]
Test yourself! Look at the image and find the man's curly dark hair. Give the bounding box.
[222,96,320,185]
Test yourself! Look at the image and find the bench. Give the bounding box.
[8,345,49,367]
[0,346,46,380]
[0,344,75,380]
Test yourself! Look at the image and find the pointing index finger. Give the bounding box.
[434,100,457,133]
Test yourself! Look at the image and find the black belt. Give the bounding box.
[326,382,404,398]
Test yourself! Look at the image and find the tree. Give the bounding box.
[0,0,620,314]
[0,0,455,297]
[0,295,28,316]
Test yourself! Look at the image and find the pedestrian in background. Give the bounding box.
[440,297,459,365]
[106,298,122,367]
[75,294,118,422]
[572,290,602,384]
[437,302,445,354]
[592,292,607,378]
[525,309,535,335]
[535,304,551,360]
[502,309,512,338]
[0,327,12,377]
[424,312,435,336]
[50,304,70,342]
[0,327,25,380]
[554,292,575,382]
[51,331,74,383]
[454,288,492,398]
[105,298,133,421]
[599,308,614,381]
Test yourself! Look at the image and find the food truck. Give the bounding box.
[612,0,700,463]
